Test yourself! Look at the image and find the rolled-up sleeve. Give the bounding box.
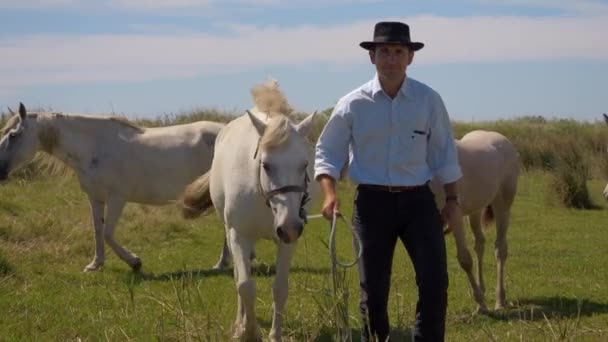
[427,91,462,184]
[314,100,352,181]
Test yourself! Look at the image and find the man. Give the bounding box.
[314,21,462,341]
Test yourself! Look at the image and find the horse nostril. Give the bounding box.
[296,224,303,238]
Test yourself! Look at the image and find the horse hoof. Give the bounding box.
[232,324,262,342]
[475,305,490,315]
[239,333,262,342]
[83,262,103,272]
[212,261,228,270]
[131,258,142,272]
[269,333,282,342]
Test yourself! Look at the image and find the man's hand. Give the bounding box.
[441,200,461,228]
[317,174,339,221]
[321,195,340,221]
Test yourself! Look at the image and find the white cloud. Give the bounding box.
[0,0,377,10]
[1,15,607,88]
[0,0,601,13]
[410,15,608,63]
[108,0,212,10]
[474,0,608,15]
[0,0,78,8]
[106,0,379,11]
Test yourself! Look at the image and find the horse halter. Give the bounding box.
[254,139,311,223]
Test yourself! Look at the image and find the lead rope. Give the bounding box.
[307,210,362,342]
[307,211,362,268]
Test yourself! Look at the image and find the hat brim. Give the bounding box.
[359,41,424,51]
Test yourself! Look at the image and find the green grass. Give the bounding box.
[1,171,608,341]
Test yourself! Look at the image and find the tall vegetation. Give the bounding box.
[2,109,607,208]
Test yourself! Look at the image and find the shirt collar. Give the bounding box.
[371,74,411,99]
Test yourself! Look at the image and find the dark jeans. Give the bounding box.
[353,184,448,342]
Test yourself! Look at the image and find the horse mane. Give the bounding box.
[39,113,142,178]
[250,79,296,150]
[29,112,143,179]
[1,114,29,136]
[260,116,292,150]
[32,153,73,179]
[108,116,145,132]
[250,79,294,118]
[37,112,143,132]
[3,111,143,135]
[34,118,72,178]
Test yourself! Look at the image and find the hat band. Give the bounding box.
[373,35,411,43]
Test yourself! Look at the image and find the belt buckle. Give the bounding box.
[387,186,401,193]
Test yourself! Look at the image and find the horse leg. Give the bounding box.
[269,242,296,342]
[224,228,244,327]
[103,199,142,271]
[451,214,488,313]
[469,211,486,295]
[214,235,257,271]
[493,207,510,310]
[229,228,261,342]
[213,236,232,270]
[83,198,105,272]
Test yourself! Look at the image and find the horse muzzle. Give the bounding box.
[276,222,304,244]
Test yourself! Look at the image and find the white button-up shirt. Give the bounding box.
[314,75,462,186]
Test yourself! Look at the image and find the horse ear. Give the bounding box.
[246,110,266,136]
[7,106,15,116]
[604,113,608,125]
[19,103,27,120]
[295,111,317,137]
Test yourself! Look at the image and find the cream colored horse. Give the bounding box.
[0,104,224,272]
[431,130,519,313]
[180,81,317,342]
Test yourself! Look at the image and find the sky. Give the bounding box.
[1,0,607,122]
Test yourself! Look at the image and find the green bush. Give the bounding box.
[548,139,594,209]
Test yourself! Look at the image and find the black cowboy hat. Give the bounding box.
[360,21,424,51]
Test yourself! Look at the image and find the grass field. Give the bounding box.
[1,170,608,341]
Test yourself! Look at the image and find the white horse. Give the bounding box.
[0,103,224,272]
[180,83,317,342]
[431,130,520,313]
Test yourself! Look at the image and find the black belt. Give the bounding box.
[358,182,428,193]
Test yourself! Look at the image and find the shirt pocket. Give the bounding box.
[404,129,428,162]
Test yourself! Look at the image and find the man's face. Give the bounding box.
[369,44,414,82]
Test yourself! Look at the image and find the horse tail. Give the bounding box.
[180,171,213,219]
[481,205,494,228]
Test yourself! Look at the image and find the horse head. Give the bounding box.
[247,109,317,244]
[0,103,42,181]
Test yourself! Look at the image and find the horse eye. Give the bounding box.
[262,162,271,172]
[8,132,17,139]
